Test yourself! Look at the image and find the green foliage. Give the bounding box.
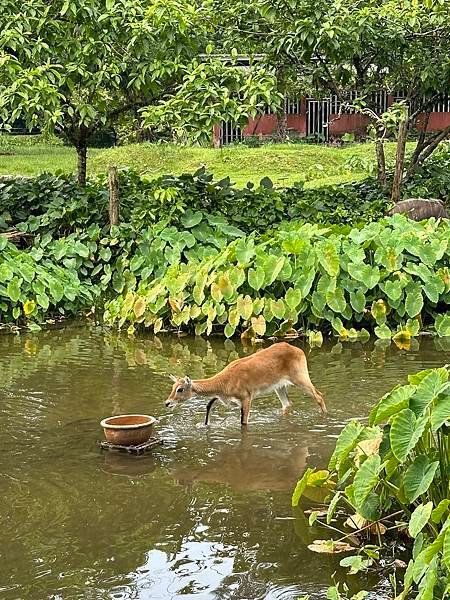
[105,215,450,339]
[292,368,450,599]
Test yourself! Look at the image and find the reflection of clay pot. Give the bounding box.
[101,453,158,477]
[100,414,156,445]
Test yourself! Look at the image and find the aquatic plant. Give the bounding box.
[105,216,450,339]
[292,367,450,599]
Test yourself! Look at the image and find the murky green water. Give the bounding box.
[1,327,448,600]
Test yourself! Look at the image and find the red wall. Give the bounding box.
[416,112,450,131]
[328,113,370,136]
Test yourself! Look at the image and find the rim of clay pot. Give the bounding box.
[100,414,156,430]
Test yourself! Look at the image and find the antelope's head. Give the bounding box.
[165,375,194,408]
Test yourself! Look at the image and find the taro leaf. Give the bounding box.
[282,238,305,255]
[350,290,365,313]
[296,268,316,297]
[217,274,234,299]
[316,241,340,277]
[422,274,445,304]
[211,283,223,303]
[405,284,423,318]
[237,295,253,321]
[444,528,450,574]
[328,420,364,471]
[403,455,439,503]
[369,384,415,425]
[410,368,449,415]
[292,467,314,506]
[18,263,35,283]
[353,454,381,508]
[390,409,428,461]
[326,492,341,525]
[270,298,285,319]
[251,315,266,336]
[0,235,7,251]
[23,299,36,316]
[229,308,241,329]
[224,323,235,338]
[181,209,203,228]
[357,491,380,522]
[235,237,255,264]
[430,392,450,432]
[431,499,450,524]
[312,291,326,313]
[6,277,21,302]
[229,266,245,289]
[374,324,392,339]
[409,503,433,539]
[248,267,265,291]
[435,314,450,337]
[263,255,285,285]
[339,555,371,575]
[383,280,403,302]
[371,299,387,324]
[285,287,302,309]
[326,288,346,314]
[347,263,380,289]
[36,293,49,310]
[134,297,146,318]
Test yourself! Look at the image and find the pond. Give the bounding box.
[1,327,448,600]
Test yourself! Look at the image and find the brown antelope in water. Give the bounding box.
[165,342,327,426]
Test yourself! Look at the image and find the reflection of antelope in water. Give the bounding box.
[171,438,309,492]
[165,342,327,426]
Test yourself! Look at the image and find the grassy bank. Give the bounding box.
[0,136,411,187]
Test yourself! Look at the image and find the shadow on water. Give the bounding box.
[0,326,448,599]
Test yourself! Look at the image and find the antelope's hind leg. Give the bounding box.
[275,385,291,415]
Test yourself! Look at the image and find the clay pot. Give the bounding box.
[100,414,156,446]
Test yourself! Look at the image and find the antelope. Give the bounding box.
[165,342,327,426]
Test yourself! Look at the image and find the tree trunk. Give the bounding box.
[391,111,408,204]
[276,100,288,142]
[108,166,120,226]
[375,138,387,191]
[76,144,87,187]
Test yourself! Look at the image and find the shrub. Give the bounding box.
[104,216,450,339]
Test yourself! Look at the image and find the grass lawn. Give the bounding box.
[0,136,411,187]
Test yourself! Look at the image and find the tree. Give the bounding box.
[214,0,450,197]
[0,0,208,185]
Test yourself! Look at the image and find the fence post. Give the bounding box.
[108,166,119,226]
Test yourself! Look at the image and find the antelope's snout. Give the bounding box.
[165,399,175,408]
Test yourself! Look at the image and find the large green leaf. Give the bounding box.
[349,290,365,313]
[403,455,439,503]
[353,454,381,508]
[347,263,380,289]
[369,384,416,425]
[285,287,302,309]
[410,368,449,415]
[248,267,265,291]
[443,527,450,573]
[390,409,428,461]
[408,502,433,538]
[6,277,21,302]
[405,283,424,318]
[430,392,450,432]
[328,420,364,471]
[235,237,255,264]
[316,241,340,277]
[237,294,253,321]
[292,468,314,507]
[326,288,346,314]
[435,314,450,337]
[263,255,285,285]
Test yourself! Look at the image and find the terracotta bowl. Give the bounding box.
[100,414,156,446]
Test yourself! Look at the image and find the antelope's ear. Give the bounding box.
[185,376,192,387]
[169,374,178,383]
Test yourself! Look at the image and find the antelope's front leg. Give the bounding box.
[240,396,251,426]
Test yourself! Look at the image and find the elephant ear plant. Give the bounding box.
[292,367,450,599]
